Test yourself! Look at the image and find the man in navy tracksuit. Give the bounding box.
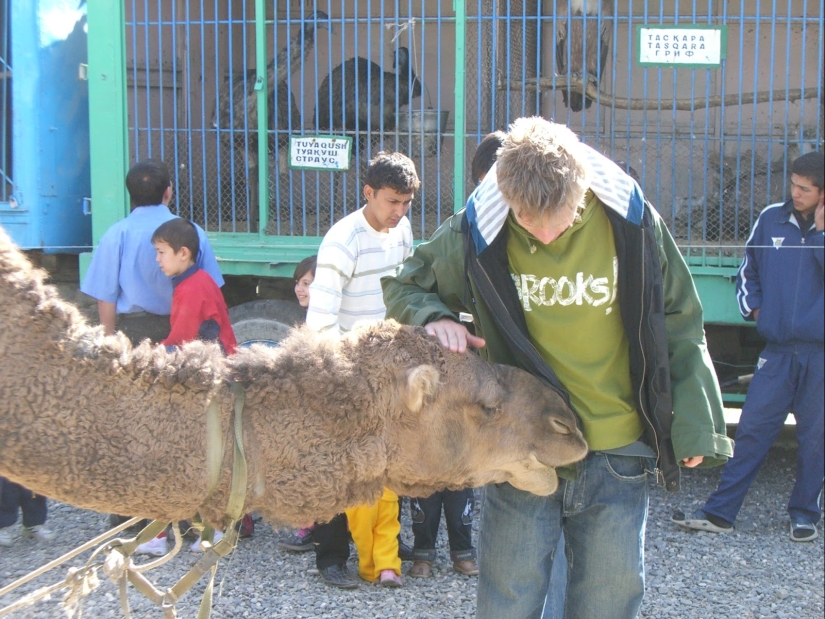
[674,151,824,541]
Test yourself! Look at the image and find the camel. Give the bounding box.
[0,225,587,531]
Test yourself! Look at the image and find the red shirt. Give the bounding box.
[162,267,237,354]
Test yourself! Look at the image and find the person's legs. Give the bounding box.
[476,481,562,619]
[788,350,825,525]
[345,503,379,581]
[443,488,476,561]
[0,477,21,529]
[313,514,350,570]
[410,492,443,562]
[373,492,402,578]
[541,534,567,619]
[396,496,412,560]
[18,487,47,528]
[562,453,652,619]
[703,349,795,524]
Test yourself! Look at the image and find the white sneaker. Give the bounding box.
[0,528,13,547]
[190,529,224,553]
[136,535,167,557]
[21,525,56,542]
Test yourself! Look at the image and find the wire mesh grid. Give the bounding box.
[124,0,456,240]
[464,1,823,259]
[122,1,822,249]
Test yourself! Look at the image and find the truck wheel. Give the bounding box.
[229,300,305,347]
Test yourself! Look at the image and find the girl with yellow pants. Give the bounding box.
[345,487,402,586]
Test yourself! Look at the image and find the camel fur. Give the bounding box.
[0,226,587,530]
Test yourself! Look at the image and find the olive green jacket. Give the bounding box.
[383,203,733,492]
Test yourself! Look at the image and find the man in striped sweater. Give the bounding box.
[305,151,419,589]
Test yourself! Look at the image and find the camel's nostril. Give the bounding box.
[549,418,571,435]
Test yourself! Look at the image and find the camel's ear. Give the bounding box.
[401,364,441,413]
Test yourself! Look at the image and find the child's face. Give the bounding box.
[154,241,193,277]
[294,271,314,308]
[362,185,414,233]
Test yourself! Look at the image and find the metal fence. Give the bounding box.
[121,0,823,248]
[124,0,456,240]
[0,0,11,203]
[465,0,823,254]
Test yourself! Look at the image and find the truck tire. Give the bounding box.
[228,300,305,347]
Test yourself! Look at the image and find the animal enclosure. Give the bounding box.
[123,0,457,240]
[113,0,822,250]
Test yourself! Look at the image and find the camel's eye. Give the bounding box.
[482,404,501,417]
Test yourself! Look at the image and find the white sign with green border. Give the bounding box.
[637,25,727,68]
[289,136,353,171]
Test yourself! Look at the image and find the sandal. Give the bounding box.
[671,509,733,533]
[790,521,818,542]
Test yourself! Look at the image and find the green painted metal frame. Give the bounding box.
[83,1,469,276]
[86,0,130,244]
[453,0,467,213]
[82,0,746,334]
[256,0,269,237]
[80,0,131,276]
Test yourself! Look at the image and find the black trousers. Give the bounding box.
[410,488,476,562]
[116,312,169,345]
[0,477,47,529]
[313,513,350,570]
[109,313,168,529]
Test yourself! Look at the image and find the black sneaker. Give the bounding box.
[277,530,315,552]
[319,563,360,589]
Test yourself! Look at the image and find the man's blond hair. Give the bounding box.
[496,117,590,221]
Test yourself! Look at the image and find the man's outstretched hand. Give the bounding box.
[424,318,486,353]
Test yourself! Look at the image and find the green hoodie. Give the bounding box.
[383,202,733,488]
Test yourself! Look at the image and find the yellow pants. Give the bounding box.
[344,488,401,582]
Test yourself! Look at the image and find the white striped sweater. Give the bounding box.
[306,207,413,334]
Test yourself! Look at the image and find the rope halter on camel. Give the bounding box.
[0,383,249,619]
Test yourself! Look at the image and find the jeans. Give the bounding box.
[541,535,567,619]
[477,452,653,619]
[411,488,476,562]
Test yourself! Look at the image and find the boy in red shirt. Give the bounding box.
[143,218,237,554]
[152,218,237,355]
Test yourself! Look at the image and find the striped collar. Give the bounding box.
[465,143,645,253]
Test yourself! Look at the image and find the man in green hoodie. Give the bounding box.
[382,117,733,619]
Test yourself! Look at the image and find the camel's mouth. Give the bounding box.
[500,454,560,496]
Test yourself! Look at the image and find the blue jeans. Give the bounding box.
[477,452,653,619]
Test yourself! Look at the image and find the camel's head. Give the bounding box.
[369,323,588,497]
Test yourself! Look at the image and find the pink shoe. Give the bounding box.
[379,569,402,587]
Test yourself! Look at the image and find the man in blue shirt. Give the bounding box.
[81,158,225,554]
[674,151,824,542]
[81,159,223,344]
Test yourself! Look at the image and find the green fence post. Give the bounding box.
[256,0,269,236]
[453,0,466,213]
[86,0,129,244]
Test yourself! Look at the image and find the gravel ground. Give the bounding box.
[1,445,822,619]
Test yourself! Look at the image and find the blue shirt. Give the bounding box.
[80,205,224,315]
